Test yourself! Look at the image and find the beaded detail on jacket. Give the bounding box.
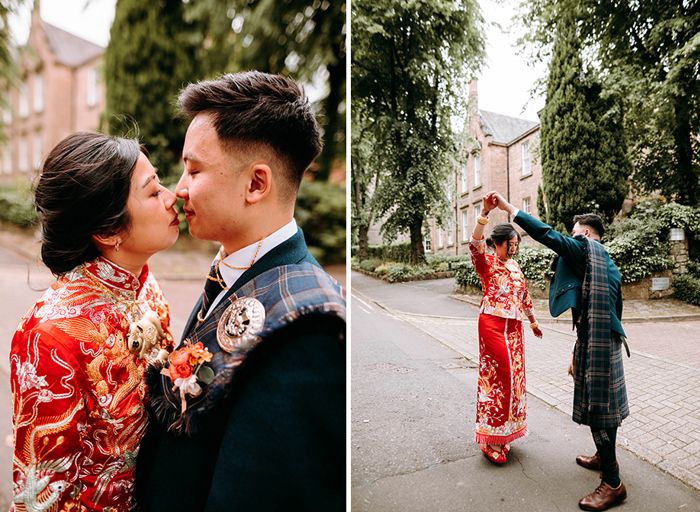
[469,236,535,321]
[11,256,173,512]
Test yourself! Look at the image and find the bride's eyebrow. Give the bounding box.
[142,174,159,188]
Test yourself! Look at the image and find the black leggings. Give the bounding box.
[591,427,620,487]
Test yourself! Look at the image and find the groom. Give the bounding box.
[488,191,629,512]
[135,72,346,511]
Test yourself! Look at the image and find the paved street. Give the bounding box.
[352,271,700,511]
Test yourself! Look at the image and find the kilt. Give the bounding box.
[572,330,629,428]
[475,314,527,444]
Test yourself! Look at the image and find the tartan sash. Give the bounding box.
[580,237,611,413]
[145,262,346,435]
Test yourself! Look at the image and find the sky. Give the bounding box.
[10,0,547,122]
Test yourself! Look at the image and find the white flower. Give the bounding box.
[174,375,202,397]
[17,361,48,393]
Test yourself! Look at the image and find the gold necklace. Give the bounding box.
[219,236,266,270]
[206,263,230,290]
[82,264,141,316]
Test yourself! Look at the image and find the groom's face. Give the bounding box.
[176,114,251,251]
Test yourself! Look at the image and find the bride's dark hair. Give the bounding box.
[34,131,140,276]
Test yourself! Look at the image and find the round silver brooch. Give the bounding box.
[216,297,266,353]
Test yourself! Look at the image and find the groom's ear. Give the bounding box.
[245,163,272,205]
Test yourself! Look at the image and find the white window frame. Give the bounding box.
[522,140,531,176]
[33,74,43,113]
[19,81,29,118]
[461,163,467,193]
[19,136,29,172]
[2,147,10,174]
[474,154,481,187]
[523,196,531,215]
[447,218,453,245]
[33,132,42,170]
[438,226,444,248]
[424,238,432,252]
[87,67,98,107]
[462,210,469,241]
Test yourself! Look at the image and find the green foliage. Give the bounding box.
[516,1,700,206]
[0,2,20,142]
[374,261,402,276]
[673,273,700,307]
[539,11,629,232]
[354,242,412,264]
[386,262,433,281]
[425,254,471,272]
[104,0,204,178]
[352,0,486,264]
[454,260,481,290]
[0,183,38,227]
[294,180,345,265]
[359,258,382,272]
[182,0,346,181]
[513,244,555,290]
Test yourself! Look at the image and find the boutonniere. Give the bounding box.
[161,341,215,413]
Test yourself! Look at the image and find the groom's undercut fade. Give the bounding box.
[573,213,606,238]
[178,71,323,196]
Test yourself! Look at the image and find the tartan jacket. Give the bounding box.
[135,228,346,511]
[513,211,628,427]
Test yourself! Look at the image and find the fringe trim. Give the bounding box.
[475,427,528,445]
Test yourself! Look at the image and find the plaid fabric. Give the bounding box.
[572,238,629,428]
[146,262,346,435]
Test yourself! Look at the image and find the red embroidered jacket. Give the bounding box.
[469,235,535,321]
[11,257,173,511]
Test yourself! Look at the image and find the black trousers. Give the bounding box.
[591,427,620,486]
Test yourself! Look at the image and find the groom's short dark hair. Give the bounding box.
[178,71,322,194]
[573,213,606,238]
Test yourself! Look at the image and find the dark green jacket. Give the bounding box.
[135,229,346,511]
[513,211,625,338]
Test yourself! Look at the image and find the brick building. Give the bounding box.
[426,81,542,255]
[0,3,105,182]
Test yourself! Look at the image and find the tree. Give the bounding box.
[352,0,485,265]
[0,1,21,141]
[516,0,700,206]
[104,0,204,178]
[538,11,629,233]
[182,0,346,181]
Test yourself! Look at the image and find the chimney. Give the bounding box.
[469,79,478,110]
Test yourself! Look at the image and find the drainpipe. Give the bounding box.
[506,145,511,221]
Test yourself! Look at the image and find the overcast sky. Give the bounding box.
[10,0,547,121]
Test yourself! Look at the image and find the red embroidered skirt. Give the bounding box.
[475,314,527,444]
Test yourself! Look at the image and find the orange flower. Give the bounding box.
[185,342,213,366]
[169,348,193,380]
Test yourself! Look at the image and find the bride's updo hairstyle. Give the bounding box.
[486,222,521,250]
[34,131,140,276]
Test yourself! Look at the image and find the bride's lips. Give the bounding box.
[170,214,180,227]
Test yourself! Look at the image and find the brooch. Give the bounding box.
[127,311,169,364]
[216,297,266,353]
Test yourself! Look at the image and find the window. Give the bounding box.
[2,105,11,124]
[33,74,43,113]
[475,204,482,219]
[523,196,531,215]
[522,140,531,176]
[2,148,10,174]
[447,219,453,245]
[87,67,98,107]
[424,238,432,252]
[19,81,29,118]
[462,210,469,241]
[461,163,467,193]
[19,136,29,172]
[33,132,42,170]
[438,226,444,248]
[474,154,481,187]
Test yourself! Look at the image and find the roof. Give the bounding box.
[479,110,539,145]
[40,21,104,68]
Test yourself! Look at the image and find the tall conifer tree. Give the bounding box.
[539,12,629,232]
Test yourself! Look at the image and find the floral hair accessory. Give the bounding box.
[161,341,215,413]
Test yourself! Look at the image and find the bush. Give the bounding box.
[294,180,346,265]
[454,260,481,291]
[374,261,403,275]
[0,184,39,227]
[513,244,555,289]
[674,273,700,307]
[386,262,433,281]
[425,254,471,272]
[359,259,382,272]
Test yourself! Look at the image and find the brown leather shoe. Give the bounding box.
[578,481,627,511]
[576,451,601,470]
